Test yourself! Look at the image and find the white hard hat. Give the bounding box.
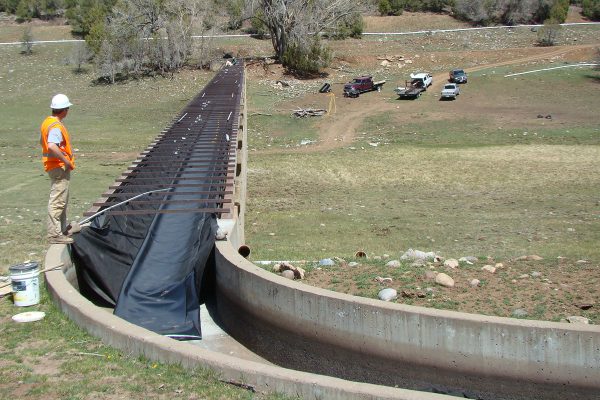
[50,94,73,109]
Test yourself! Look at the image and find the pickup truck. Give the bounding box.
[343,76,386,98]
[449,69,468,84]
[440,83,460,100]
[394,72,433,99]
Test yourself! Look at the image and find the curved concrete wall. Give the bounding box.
[44,244,453,400]
[213,241,600,399]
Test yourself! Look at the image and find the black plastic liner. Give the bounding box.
[70,64,242,339]
[71,196,218,338]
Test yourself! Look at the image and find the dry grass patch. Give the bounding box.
[298,256,599,323]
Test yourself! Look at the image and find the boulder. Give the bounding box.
[435,273,454,288]
[378,288,398,302]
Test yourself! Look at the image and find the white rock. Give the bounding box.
[566,316,589,324]
[444,259,459,269]
[281,270,295,280]
[378,288,397,301]
[400,249,439,262]
[482,265,496,273]
[215,228,228,240]
[386,260,401,268]
[435,273,454,288]
[424,270,438,280]
[512,309,528,318]
[459,256,476,265]
[516,255,543,261]
[470,279,480,287]
[348,262,359,267]
[319,258,335,266]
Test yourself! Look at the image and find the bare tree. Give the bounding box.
[453,0,494,25]
[91,0,212,81]
[20,27,34,55]
[537,19,562,46]
[246,0,361,63]
[454,0,558,25]
[70,42,93,73]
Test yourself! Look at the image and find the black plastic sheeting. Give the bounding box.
[71,197,218,339]
[71,64,241,339]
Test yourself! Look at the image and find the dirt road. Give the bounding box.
[289,44,598,153]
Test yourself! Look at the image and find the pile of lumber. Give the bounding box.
[292,108,326,117]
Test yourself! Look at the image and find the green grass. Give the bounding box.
[245,66,600,261]
[0,285,286,399]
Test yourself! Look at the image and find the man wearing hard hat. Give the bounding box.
[40,94,75,244]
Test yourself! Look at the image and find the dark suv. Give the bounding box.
[449,69,468,84]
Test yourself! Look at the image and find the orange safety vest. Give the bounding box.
[40,116,75,172]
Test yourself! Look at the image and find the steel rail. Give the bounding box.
[85,63,244,218]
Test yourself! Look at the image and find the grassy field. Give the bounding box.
[0,289,287,399]
[0,13,599,399]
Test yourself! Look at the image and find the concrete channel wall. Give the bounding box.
[45,241,600,400]
[44,244,453,400]
[213,243,600,399]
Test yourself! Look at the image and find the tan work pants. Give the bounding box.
[47,167,70,238]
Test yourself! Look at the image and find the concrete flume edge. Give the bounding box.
[44,243,453,400]
[214,241,600,390]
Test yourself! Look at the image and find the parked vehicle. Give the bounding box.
[449,69,468,84]
[343,76,386,98]
[440,83,460,100]
[409,72,433,88]
[394,72,433,99]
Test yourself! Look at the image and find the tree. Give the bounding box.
[537,18,562,46]
[582,0,600,20]
[453,0,565,25]
[452,0,495,24]
[66,0,117,38]
[548,0,569,22]
[282,36,332,76]
[326,11,363,39]
[20,26,33,54]
[246,0,360,71]
[379,0,403,15]
[70,42,93,72]
[90,0,213,82]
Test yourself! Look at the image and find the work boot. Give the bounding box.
[49,235,74,244]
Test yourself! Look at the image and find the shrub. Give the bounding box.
[20,26,33,54]
[582,0,600,20]
[378,0,404,16]
[282,38,332,77]
[326,12,364,39]
[537,19,562,46]
[549,0,569,22]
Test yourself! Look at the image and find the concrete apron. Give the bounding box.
[45,242,600,400]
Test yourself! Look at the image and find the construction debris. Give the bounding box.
[292,108,326,118]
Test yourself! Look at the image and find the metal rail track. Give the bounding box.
[84,63,244,219]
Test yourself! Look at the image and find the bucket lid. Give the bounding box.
[9,262,39,274]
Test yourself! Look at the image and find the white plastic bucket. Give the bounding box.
[9,262,40,307]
